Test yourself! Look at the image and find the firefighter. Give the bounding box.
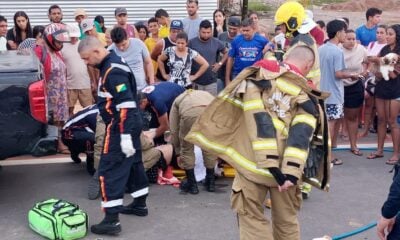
[61,104,98,175]
[78,36,148,235]
[186,45,331,240]
[273,1,322,89]
[169,90,216,194]
[274,1,324,199]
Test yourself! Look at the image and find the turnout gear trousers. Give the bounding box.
[186,60,331,239]
[170,90,217,170]
[232,172,302,240]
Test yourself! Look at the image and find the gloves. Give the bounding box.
[268,167,298,186]
[286,174,298,185]
[268,167,286,186]
[120,134,135,158]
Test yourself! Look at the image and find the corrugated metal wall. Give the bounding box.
[0,0,218,28]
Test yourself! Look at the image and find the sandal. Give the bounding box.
[331,158,343,165]
[386,158,399,165]
[350,149,363,156]
[367,152,384,159]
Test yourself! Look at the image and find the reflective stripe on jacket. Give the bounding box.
[186,60,331,191]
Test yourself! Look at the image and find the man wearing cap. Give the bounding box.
[151,19,184,82]
[182,0,202,40]
[218,16,241,91]
[114,7,138,39]
[81,18,107,47]
[74,8,102,40]
[62,23,93,116]
[189,20,227,96]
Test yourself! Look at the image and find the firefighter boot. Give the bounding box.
[91,212,121,235]
[120,194,148,216]
[204,168,215,192]
[180,169,199,194]
[301,182,312,200]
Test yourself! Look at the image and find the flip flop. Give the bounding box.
[386,159,399,165]
[367,152,384,159]
[331,158,343,165]
[350,149,363,156]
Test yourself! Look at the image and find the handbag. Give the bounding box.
[28,199,88,240]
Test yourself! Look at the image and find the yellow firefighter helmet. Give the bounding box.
[274,1,306,32]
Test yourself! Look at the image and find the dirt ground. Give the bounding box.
[259,0,400,35]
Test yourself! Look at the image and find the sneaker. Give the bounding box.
[91,221,121,235]
[88,171,100,200]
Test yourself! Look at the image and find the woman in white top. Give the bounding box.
[360,25,387,137]
[158,32,208,88]
[341,29,369,156]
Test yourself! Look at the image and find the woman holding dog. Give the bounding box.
[367,24,400,164]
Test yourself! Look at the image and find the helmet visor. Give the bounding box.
[53,30,71,43]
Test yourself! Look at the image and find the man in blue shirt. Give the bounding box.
[225,18,269,86]
[138,82,185,144]
[355,7,382,47]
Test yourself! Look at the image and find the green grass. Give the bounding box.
[311,0,347,5]
[248,1,272,12]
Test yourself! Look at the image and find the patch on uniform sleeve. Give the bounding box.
[141,85,155,94]
[116,83,127,92]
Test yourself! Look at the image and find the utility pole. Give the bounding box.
[242,0,248,19]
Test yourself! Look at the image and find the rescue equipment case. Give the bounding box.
[28,198,88,240]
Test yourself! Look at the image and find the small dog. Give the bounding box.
[380,53,399,80]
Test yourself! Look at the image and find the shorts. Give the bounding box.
[344,81,364,108]
[67,89,93,108]
[326,103,344,120]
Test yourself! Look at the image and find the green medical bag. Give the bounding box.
[28,199,88,240]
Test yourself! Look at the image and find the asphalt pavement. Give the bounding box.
[0,135,395,240]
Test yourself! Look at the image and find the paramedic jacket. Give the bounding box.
[382,168,400,220]
[97,50,142,145]
[62,104,99,133]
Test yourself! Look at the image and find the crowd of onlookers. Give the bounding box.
[317,8,400,166]
[0,2,398,166]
